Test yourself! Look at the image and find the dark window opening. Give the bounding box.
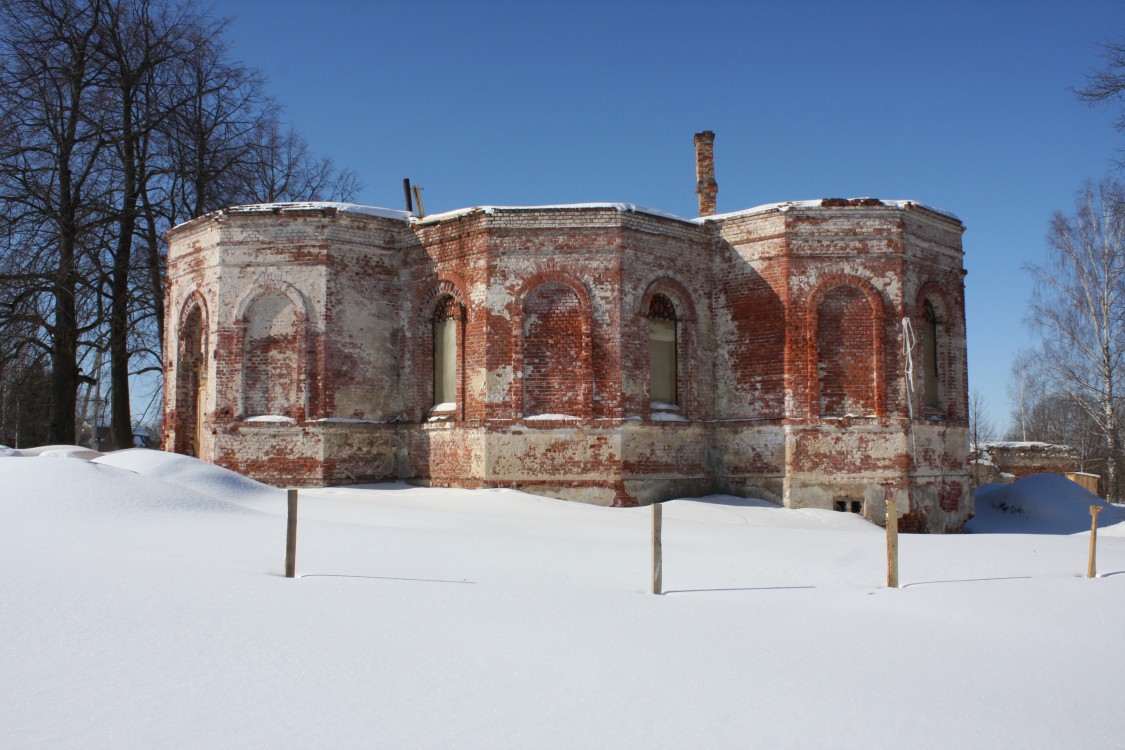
[923,299,940,408]
[648,293,678,406]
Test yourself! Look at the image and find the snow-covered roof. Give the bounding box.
[202,197,967,237]
[225,201,412,222]
[415,203,691,225]
[694,198,961,223]
[216,198,960,227]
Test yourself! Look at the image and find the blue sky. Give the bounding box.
[217,0,1123,433]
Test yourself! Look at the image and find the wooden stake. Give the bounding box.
[651,502,663,595]
[1088,505,1102,579]
[886,496,899,588]
[285,488,298,578]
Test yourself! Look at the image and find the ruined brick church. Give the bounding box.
[164,133,971,531]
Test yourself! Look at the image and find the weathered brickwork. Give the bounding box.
[816,285,878,417]
[522,283,587,417]
[164,195,972,532]
[974,442,1079,480]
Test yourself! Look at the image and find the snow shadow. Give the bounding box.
[967,474,1125,534]
[664,585,815,595]
[298,573,475,585]
[902,576,1032,589]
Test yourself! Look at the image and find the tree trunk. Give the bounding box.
[109,209,135,450]
[1104,379,1118,501]
[109,113,138,451]
[140,184,165,348]
[49,212,80,445]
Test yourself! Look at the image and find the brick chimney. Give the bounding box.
[694,130,717,217]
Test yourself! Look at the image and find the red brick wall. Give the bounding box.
[712,213,789,420]
[816,285,876,417]
[523,283,585,416]
[164,201,972,528]
[242,292,300,417]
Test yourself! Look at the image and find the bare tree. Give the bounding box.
[0,306,52,447]
[97,0,193,448]
[231,119,361,205]
[1004,354,1114,477]
[161,21,273,221]
[1077,38,1125,168]
[0,0,111,444]
[0,0,367,447]
[1007,349,1045,441]
[1027,178,1125,500]
[968,388,997,450]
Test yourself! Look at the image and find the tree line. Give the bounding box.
[0,0,358,449]
[996,38,1125,500]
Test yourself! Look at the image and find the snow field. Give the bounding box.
[2,449,1124,749]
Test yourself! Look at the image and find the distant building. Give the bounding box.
[971,441,1083,489]
[164,133,971,531]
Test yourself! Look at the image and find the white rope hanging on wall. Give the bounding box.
[902,317,917,454]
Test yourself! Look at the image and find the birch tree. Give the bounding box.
[1077,37,1125,168]
[1027,178,1125,500]
[1007,349,1045,442]
[968,389,996,450]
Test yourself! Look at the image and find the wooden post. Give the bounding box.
[285,488,298,578]
[1088,505,1102,579]
[651,502,663,595]
[886,496,899,588]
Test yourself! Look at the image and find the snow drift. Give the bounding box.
[968,473,1125,534]
[3,448,1125,749]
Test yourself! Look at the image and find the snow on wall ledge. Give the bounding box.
[415,203,692,225]
[695,197,961,223]
[225,201,413,221]
[167,197,961,236]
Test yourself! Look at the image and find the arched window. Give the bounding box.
[433,295,462,409]
[243,292,300,417]
[817,286,876,417]
[922,299,940,408]
[175,303,206,456]
[523,283,583,417]
[648,294,678,406]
